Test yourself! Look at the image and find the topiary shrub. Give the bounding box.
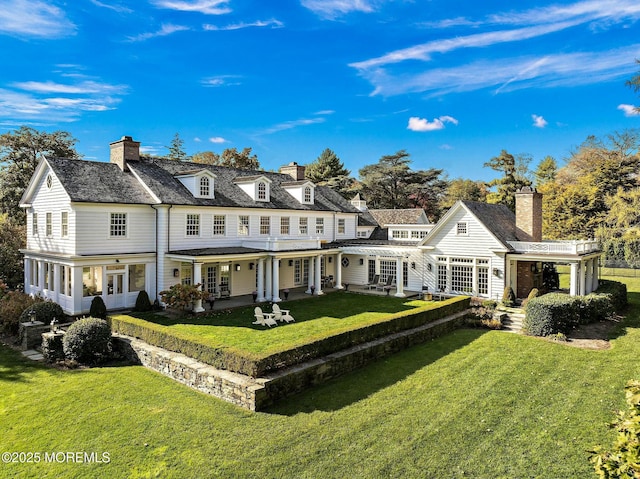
[134,290,152,312]
[18,301,64,327]
[62,317,112,365]
[501,286,516,307]
[590,380,640,478]
[0,291,43,336]
[90,295,107,319]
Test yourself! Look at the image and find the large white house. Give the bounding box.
[20,136,602,315]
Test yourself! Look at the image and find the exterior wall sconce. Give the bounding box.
[173,268,180,277]
[359,258,364,265]
[249,262,254,270]
[288,259,293,267]
[493,268,500,277]
[411,262,416,269]
[235,264,241,271]
[427,263,432,272]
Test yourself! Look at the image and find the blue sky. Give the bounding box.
[1,0,639,181]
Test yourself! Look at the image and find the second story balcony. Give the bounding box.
[507,240,600,256]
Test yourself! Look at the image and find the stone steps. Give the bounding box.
[497,309,525,333]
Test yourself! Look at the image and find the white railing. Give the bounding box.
[507,240,600,255]
[242,238,322,252]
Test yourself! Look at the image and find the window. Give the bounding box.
[257,181,267,201]
[451,262,473,293]
[315,217,324,235]
[186,214,200,236]
[299,217,308,235]
[200,176,210,197]
[43,262,51,290]
[46,212,52,237]
[110,213,126,237]
[60,265,71,296]
[437,264,447,292]
[238,215,249,236]
[32,212,38,236]
[30,261,38,287]
[392,229,409,239]
[379,260,395,285]
[46,174,53,189]
[181,264,192,285]
[368,259,376,282]
[304,186,312,203]
[338,218,345,234]
[128,264,146,292]
[61,212,68,237]
[281,217,290,235]
[260,216,270,235]
[456,222,468,235]
[83,266,103,296]
[206,266,217,294]
[411,230,427,239]
[213,215,225,236]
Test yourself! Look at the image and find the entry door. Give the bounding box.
[106,273,125,309]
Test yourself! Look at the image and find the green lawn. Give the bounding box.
[122,293,438,355]
[1,278,639,478]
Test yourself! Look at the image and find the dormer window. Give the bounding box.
[200,176,210,197]
[304,186,312,203]
[257,181,267,201]
[281,180,315,205]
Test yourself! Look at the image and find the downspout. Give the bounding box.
[151,205,158,302]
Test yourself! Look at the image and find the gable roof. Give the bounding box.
[369,208,429,227]
[420,200,523,251]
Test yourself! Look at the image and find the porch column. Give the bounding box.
[192,262,205,313]
[307,256,315,294]
[315,255,324,295]
[569,262,579,296]
[579,260,587,296]
[53,263,61,303]
[71,266,83,315]
[585,259,593,295]
[592,259,599,291]
[272,257,281,302]
[256,258,265,302]
[24,258,31,293]
[335,253,344,289]
[394,256,405,297]
[265,257,272,301]
[38,260,45,292]
[155,205,170,303]
[375,256,380,275]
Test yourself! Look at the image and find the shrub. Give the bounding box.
[501,286,515,307]
[160,283,209,310]
[522,288,540,308]
[590,380,640,478]
[0,291,43,336]
[523,293,580,336]
[90,296,107,319]
[62,317,112,364]
[18,301,64,327]
[596,280,628,312]
[134,290,152,312]
[482,299,498,310]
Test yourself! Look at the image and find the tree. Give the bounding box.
[305,148,353,197]
[0,214,25,288]
[358,150,421,209]
[166,133,187,161]
[0,126,79,222]
[627,58,640,115]
[484,150,532,212]
[408,168,449,221]
[533,156,557,187]
[192,147,260,170]
[440,178,489,210]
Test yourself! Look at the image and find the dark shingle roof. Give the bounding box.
[357,209,379,227]
[369,208,428,227]
[462,201,522,249]
[46,157,156,204]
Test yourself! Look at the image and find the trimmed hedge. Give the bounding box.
[110,296,470,377]
[63,317,112,364]
[18,301,64,327]
[524,280,627,337]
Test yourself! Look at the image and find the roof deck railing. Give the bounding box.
[507,240,600,255]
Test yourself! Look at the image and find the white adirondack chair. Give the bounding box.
[253,307,278,327]
[272,304,295,323]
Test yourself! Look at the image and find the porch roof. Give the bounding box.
[167,244,340,262]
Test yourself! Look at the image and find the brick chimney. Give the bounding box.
[515,186,543,242]
[279,161,306,181]
[110,136,140,172]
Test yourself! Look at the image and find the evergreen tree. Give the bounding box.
[192,147,259,169]
[166,133,187,161]
[484,150,532,212]
[305,148,350,182]
[533,156,557,187]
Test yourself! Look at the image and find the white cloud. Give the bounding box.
[209,136,227,143]
[407,116,458,132]
[532,114,548,128]
[201,75,242,87]
[261,116,326,135]
[301,0,376,19]
[127,23,190,42]
[315,110,335,115]
[90,0,133,13]
[618,104,640,116]
[0,0,75,38]
[151,0,231,14]
[203,19,283,31]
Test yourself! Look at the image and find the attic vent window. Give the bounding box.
[456,222,468,236]
[46,174,52,189]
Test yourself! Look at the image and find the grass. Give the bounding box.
[1,277,639,478]
[120,292,439,356]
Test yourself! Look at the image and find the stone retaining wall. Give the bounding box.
[114,310,468,411]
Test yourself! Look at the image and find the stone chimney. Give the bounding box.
[515,186,543,242]
[279,161,306,181]
[110,136,140,172]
